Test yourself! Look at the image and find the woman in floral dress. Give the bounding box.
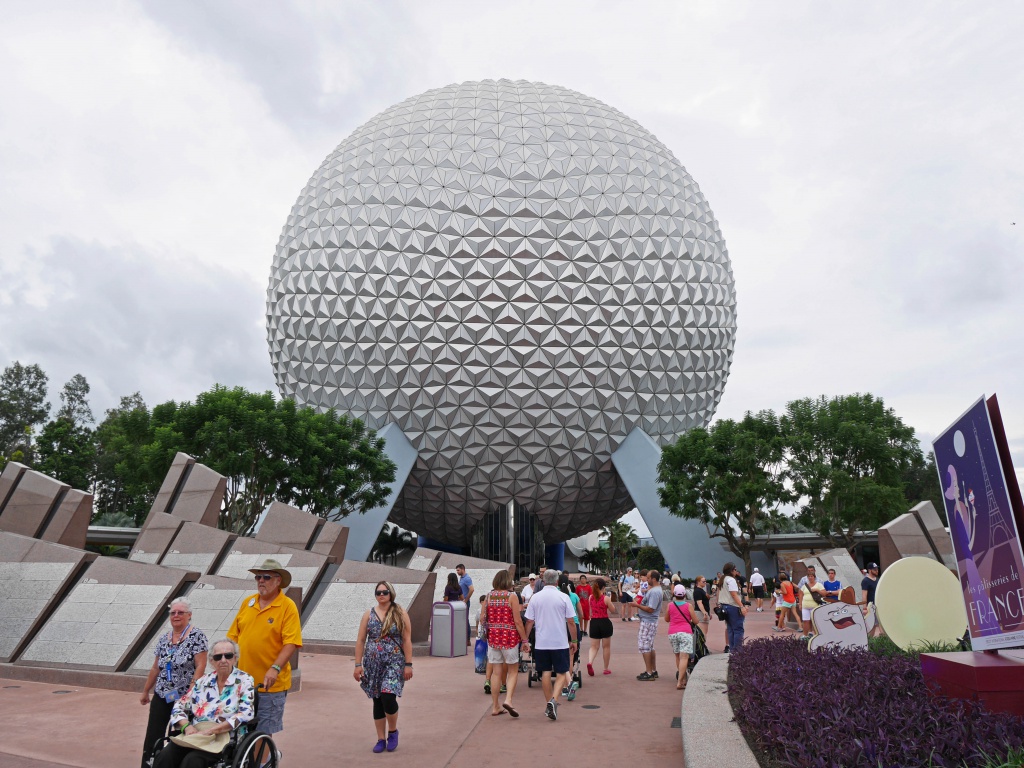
[354,581,414,753]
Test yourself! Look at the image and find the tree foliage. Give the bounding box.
[0,361,50,463]
[658,410,791,576]
[371,524,415,565]
[578,547,608,573]
[599,520,639,573]
[36,374,97,491]
[36,416,96,491]
[901,451,947,523]
[93,393,155,524]
[635,544,665,572]
[782,393,922,549]
[56,373,94,428]
[144,385,396,535]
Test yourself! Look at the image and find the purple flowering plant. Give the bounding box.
[728,637,1024,768]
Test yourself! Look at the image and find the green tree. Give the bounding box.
[36,374,98,490]
[371,524,414,565]
[635,544,665,572]
[782,393,922,550]
[600,520,639,573]
[0,361,50,463]
[93,393,155,524]
[658,410,791,577]
[578,547,608,573]
[902,451,947,524]
[36,417,96,491]
[144,385,396,535]
[55,373,94,427]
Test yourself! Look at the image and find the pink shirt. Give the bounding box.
[666,600,694,634]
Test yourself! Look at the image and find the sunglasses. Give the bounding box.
[375,589,391,596]
[169,611,190,616]
[211,653,235,661]
[254,573,277,582]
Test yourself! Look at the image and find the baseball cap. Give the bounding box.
[867,562,879,570]
[528,573,537,579]
[673,584,687,597]
[753,567,759,572]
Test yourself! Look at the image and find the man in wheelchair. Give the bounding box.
[152,638,275,768]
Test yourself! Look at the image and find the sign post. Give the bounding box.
[922,395,1024,715]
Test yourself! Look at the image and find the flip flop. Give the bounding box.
[491,709,507,716]
[502,703,519,718]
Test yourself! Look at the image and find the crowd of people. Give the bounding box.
[138,555,882,762]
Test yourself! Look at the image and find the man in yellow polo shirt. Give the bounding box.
[228,558,302,739]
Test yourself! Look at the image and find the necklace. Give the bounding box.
[170,624,191,645]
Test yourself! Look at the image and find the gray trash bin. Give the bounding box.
[430,601,468,657]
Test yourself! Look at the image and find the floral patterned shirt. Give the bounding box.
[170,668,255,732]
[153,627,208,701]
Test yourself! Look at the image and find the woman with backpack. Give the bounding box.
[664,584,695,689]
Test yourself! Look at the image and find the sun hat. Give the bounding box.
[248,558,292,589]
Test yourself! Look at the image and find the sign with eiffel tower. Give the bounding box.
[933,395,1024,651]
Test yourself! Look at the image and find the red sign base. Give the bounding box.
[921,651,1024,717]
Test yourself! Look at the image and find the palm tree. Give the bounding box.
[578,547,608,573]
[599,520,639,573]
[371,524,415,565]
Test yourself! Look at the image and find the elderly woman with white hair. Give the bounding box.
[155,638,256,768]
[140,597,208,768]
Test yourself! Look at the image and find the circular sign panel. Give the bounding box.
[875,556,967,650]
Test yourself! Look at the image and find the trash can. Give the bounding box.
[430,601,468,657]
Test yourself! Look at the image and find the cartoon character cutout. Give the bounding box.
[808,602,876,652]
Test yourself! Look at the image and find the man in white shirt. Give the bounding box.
[749,568,767,612]
[524,570,577,721]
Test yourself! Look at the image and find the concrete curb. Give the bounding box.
[682,654,759,768]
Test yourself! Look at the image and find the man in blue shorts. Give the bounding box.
[524,570,577,721]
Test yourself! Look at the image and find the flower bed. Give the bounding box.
[729,637,1024,768]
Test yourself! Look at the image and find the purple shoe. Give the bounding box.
[386,731,399,752]
[373,739,386,753]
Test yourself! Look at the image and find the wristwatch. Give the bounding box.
[271,664,282,672]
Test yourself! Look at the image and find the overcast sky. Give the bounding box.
[2,2,1022,531]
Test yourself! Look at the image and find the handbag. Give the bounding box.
[713,603,728,621]
[170,721,229,754]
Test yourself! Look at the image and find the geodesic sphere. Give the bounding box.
[266,79,737,547]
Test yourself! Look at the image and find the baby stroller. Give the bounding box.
[688,624,710,673]
[522,625,538,687]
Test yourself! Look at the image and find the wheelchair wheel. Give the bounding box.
[233,731,277,768]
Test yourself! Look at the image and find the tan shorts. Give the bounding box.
[487,645,520,664]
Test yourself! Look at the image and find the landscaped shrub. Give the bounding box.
[729,637,1024,768]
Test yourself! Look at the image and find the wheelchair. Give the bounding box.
[148,689,278,768]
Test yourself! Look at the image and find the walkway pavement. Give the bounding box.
[0,601,782,767]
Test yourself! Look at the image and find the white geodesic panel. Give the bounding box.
[267,79,737,547]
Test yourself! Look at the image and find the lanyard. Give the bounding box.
[164,625,191,681]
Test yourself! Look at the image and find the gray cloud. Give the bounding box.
[0,238,275,418]
[2,0,1022,486]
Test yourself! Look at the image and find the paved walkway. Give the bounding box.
[0,602,782,767]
